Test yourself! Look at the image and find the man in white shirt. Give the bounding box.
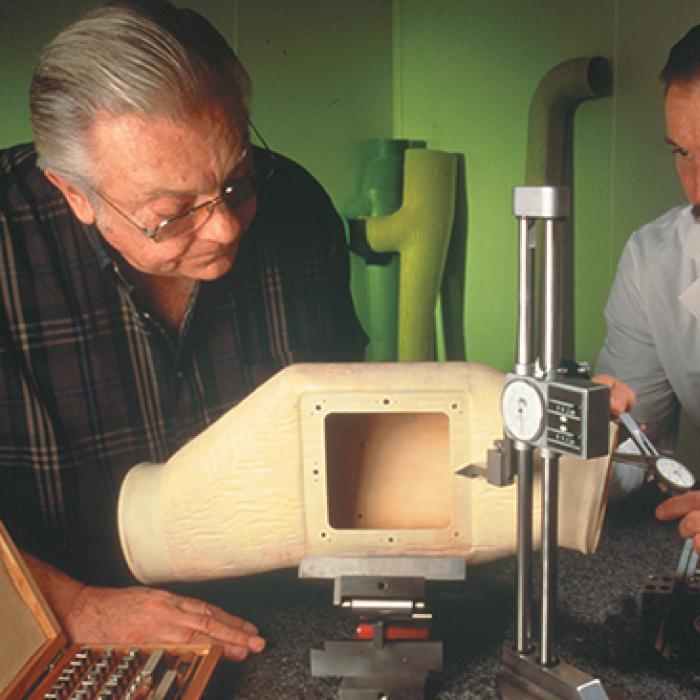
[596,24,700,553]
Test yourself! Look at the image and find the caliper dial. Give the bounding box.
[501,379,545,442]
[655,456,696,494]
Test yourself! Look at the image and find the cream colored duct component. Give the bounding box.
[118,362,612,584]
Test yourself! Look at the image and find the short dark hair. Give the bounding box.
[660,24,700,90]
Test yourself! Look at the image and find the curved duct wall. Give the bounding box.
[117,362,612,584]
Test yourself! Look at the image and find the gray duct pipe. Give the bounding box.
[526,56,612,185]
[525,56,613,360]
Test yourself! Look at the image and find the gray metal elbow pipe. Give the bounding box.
[525,57,613,359]
[525,56,612,186]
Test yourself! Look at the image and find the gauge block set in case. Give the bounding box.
[0,522,220,700]
[23,645,216,700]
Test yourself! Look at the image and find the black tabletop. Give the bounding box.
[177,486,699,699]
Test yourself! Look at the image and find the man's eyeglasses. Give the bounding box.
[78,126,275,243]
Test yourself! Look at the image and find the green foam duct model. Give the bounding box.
[345,139,412,219]
[344,139,412,361]
[525,56,613,358]
[439,156,467,361]
[366,149,457,361]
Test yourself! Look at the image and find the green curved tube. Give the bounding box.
[345,138,410,219]
[367,149,457,361]
[344,139,411,361]
[439,155,467,361]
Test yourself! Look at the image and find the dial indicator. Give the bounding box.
[501,379,545,442]
[655,456,696,494]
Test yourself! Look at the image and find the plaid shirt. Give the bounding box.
[0,143,366,583]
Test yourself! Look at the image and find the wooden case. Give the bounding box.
[0,521,221,700]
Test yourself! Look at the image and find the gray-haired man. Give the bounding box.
[0,0,366,660]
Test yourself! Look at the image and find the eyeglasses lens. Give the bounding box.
[154,151,275,241]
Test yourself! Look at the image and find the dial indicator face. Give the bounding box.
[655,456,695,492]
[501,379,545,442]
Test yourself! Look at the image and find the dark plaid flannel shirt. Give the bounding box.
[0,143,366,584]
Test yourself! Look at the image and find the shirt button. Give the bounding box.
[142,312,151,320]
[176,371,185,380]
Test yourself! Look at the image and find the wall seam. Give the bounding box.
[608,0,621,287]
[232,0,239,54]
[392,0,402,138]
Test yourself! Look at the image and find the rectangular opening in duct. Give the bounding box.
[324,411,451,530]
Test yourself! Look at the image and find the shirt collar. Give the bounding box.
[80,223,139,294]
[680,204,700,260]
[678,205,700,319]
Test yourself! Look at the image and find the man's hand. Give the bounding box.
[655,491,700,554]
[67,585,265,661]
[23,551,265,662]
[592,373,636,417]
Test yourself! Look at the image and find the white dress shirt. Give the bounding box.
[597,204,700,452]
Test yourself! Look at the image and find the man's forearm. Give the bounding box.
[21,550,86,627]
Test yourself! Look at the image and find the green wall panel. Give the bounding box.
[0,0,394,215]
[236,0,394,211]
[2,0,700,384]
[611,1,699,255]
[0,1,97,147]
[395,0,616,371]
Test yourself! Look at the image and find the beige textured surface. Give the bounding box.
[118,362,612,583]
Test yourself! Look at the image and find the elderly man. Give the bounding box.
[0,1,365,661]
[596,24,700,553]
